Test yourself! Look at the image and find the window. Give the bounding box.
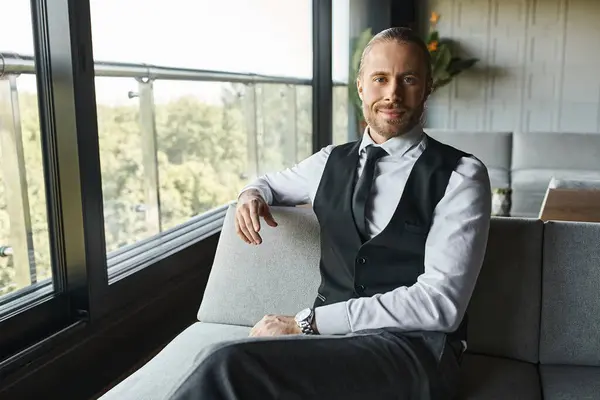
[88,0,314,267]
[89,0,312,79]
[332,0,351,145]
[0,0,330,370]
[0,1,53,306]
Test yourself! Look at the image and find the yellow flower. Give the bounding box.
[427,41,438,52]
[430,12,440,25]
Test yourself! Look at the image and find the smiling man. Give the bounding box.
[171,27,491,400]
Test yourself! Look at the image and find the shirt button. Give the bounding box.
[357,257,367,265]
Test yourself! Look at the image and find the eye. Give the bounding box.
[373,76,386,83]
[403,76,418,85]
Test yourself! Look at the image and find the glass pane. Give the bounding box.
[89,1,313,257]
[333,85,350,145]
[332,0,352,145]
[95,77,152,253]
[96,78,313,251]
[153,81,249,231]
[295,85,313,162]
[89,0,313,79]
[0,3,53,301]
[151,81,313,232]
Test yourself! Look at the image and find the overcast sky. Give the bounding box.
[0,0,349,105]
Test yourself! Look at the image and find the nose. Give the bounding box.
[384,78,403,103]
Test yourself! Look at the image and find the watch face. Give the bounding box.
[295,308,312,322]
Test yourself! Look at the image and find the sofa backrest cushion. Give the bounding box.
[197,205,321,326]
[424,130,512,189]
[512,132,600,172]
[539,221,600,366]
[466,218,544,363]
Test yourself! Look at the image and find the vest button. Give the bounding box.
[357,257,367,265]
[356,285,366,293]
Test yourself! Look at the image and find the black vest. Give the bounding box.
[312,135,469,341]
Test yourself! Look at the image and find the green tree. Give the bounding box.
[0,78,326,296]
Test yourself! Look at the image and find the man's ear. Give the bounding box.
[356,77,363,101]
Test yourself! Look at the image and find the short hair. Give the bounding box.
[357,27,432,86]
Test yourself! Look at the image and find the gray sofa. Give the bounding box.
[101,205,600,399]
[424,130,600,218]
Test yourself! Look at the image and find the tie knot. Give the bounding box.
[365,145,387,162]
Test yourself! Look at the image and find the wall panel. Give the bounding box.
[426,0,600,133]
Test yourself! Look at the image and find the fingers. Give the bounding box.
[249,200,261,232]
[261,204,278,227]
[235,213,253,244]
[241,211,263,244]
[235,196,278,245]
[235,199,263,245]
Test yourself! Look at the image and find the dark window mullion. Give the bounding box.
[31,0,108,322]
[312,0,333,153]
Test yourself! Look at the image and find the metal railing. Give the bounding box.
[0,52,316,290]
[0,246,12,257]
[0,52,313,84]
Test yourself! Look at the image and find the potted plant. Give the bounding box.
[426,12,479,91]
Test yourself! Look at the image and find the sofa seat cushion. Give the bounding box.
[458,354,542,399]
[541,365,600,399]
[99,322,251,400]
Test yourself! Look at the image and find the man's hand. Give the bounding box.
[235,189,278,245]
[249,314,302,337]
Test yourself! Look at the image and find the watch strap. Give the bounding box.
[297,308,316,335]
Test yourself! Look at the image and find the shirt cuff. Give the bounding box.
[238,185,272,205]
[314,301,351,335]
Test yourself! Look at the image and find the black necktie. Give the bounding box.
[352,145,388,239]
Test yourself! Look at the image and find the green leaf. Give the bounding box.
[432,45,452,77]
[432,77,453,91]
[427,31,440,44]
[447,58,478,76]
[351,28,373,76]
[349,28,373,117]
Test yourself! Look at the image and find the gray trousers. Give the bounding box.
[168,328,462,400]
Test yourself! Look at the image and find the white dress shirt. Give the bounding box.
[242,125,492,336]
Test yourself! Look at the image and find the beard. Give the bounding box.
[362,100,424,140]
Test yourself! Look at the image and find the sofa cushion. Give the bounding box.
[512,169,600,192]
[540,221,600,366]
[99,322,251,400]
[425,130,512,189]
[512,132,600,171]
[466,218,543,363]
[488,169,511,191]
[424,130,512,171]
[540,365,600,400]
[198,205,321,326]
[457,354,542,399]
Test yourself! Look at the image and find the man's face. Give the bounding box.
[357,40,429,140]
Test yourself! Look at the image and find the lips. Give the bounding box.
[378,109,404,118]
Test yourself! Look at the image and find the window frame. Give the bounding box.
[313,0,333,153]
[0,0,335,375]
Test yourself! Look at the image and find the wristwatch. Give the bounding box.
[294,307,316,335]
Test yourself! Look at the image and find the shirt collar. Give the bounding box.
[358,124,425,158]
